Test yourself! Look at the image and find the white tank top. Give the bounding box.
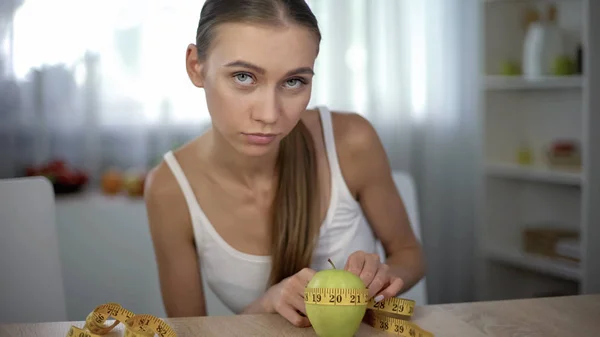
[163,106,379,314]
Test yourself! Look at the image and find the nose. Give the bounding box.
[251,88,280,125]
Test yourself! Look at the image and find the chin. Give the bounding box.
[235,139,281,158]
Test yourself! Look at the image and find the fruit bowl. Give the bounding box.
[24,159,89,195]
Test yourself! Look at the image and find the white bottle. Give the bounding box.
[522,5,566,78]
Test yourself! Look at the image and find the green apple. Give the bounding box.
[500,60,521,76]
[552,56,574,76]
[305,259,368,337]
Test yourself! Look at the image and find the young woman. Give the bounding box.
[144,0,425,328]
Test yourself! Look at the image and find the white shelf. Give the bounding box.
[484,244,581,281]
[485,162,582,185]
[485,75,584,90]
[477,0,600,301]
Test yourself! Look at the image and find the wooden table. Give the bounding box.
[1,295,599,336]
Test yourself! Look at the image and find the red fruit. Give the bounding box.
[40,167,53,176]
[552,141,576,153]
[47,159,66,171]
[25,167,38,176]
[56,173,71,185]
[74,171,88,185]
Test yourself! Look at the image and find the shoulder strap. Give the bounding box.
[316,106,359,205]
[163,151,201,213]
[162,151,207,251]
[317,106,343,177]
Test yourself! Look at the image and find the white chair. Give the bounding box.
[375,171,428,306]
[0,177,68,323]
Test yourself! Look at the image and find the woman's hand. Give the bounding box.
[264,268,316,327]
[344,251,404,302]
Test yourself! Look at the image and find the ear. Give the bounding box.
[186,44,205,88]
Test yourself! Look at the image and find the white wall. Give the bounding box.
[55,192,234,321]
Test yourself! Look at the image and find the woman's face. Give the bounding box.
[186,21,319,157]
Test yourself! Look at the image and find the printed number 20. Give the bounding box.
[329,294,342,303]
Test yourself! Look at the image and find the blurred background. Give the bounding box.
[1,0,599,324]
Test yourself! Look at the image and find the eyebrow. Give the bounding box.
[224,60,315,77]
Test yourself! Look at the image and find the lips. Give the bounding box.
[242,132,278,145]
[244,133,277,137]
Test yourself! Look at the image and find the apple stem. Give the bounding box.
[328,258,336,269]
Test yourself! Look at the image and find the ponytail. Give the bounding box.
[267,119,320,286]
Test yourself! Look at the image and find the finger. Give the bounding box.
[374,276,404,302]
[344,251,366,277]
[289,288,308,316]
[298,268,316,285]
[293,269,314,301]
[290,274,310,300]
[366,264,389,299]
[277,303,311,327]
[360,254,381,289]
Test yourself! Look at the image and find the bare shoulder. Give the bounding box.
[144,136,205,206]
[145,153,184,214]
[301,108,389,197]
[144,141,202,244]
[302,108,380,158]
[330,111,391,194]
[144,159,181,211]
[330,111,381,156]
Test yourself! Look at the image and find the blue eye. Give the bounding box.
[234,73,254,85]
[284,78,304,89]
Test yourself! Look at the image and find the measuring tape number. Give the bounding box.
[66,303,176,337]
[304,288,434,337]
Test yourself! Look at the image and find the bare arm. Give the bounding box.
[144,163,207,317]
[335,113,426,293]
[241,268,315,328]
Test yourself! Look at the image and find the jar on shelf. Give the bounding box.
[516,140,534,166]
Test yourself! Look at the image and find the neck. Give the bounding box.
[207,129,280,189]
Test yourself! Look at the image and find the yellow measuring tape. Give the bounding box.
[66,290,432,337]
[304,288,434,337]
[66,303,177,337]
